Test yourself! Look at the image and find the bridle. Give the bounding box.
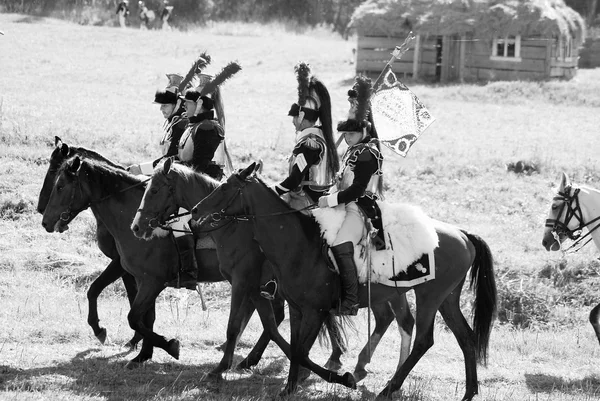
[59,172,149,223]
[545,185,600,253]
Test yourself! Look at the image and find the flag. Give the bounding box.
[370,69,435,157]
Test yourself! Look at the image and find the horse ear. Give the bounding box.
[255,159,264,175]
[69,156,82,174]
[163,157,173,175]
[560,172,570,189]
[60,143,70,157]
[55,136,62,148]
[239,162,257,180]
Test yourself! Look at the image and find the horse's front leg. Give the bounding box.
[87,259,124,345]
[125,279,176,369]
[208,279,255,379]
[121,272,143,350]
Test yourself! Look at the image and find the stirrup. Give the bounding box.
[260,280,277,300]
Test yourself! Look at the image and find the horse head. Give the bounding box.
[191,162,259,224]
[131,157,180,239]
[37,136,72,214]
[41,155,90,233]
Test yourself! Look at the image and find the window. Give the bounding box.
[491,35,522,62]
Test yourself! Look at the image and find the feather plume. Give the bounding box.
[200,61,242,96]
[295,62,311,106]
[178,51,212,92]
[354,75,372,125]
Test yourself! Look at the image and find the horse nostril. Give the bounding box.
[37,207,45,214]
[41,221,47,228]
[132,224,139,232]
[191,207,197,215]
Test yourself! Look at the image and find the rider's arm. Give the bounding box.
[323,150,378,207]
[273,144,321,195]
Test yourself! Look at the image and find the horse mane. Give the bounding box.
[155,162,221,192]
[252,174,322,243]
[60,156,146,199]
[68,146,125,170]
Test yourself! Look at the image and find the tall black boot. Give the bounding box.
[331,242,359,316]
[166,235,198,290]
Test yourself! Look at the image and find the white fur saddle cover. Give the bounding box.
[312,201,439,287]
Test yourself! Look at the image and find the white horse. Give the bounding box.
[542,172,600,342]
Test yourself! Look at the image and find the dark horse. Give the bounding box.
[130,158,415,381]
[542,172,600,344]
[37,136,141,348]
[39,152,282,369]
[192,163,498,400]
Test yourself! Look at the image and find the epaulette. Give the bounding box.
[196,119,219,131]
[303,136,320,149]
[345,140,383,175]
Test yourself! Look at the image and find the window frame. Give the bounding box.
[556,35,574,62]
[490,35,522,62]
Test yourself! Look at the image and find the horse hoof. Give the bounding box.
[201,371,223,382]
[123,340,137,351]
[298,366,311,382]
[343,372,357,389]
[166,339,180,360]
[125,360,143,370]
[95,328,107,345]
[353,368,368,383]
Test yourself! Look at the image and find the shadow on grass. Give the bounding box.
[15,16,46,24]
[525,373,600,396]
[0,348,369,400]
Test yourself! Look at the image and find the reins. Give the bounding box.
[545,186,600,254]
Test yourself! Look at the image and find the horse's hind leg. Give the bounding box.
[355,295,413,383]
[121,272,142,350]
[589,303,600,345]
[87,259,124,345]
[438,287,479,401]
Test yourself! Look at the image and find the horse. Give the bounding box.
[191,162,498,400]
[542,172,600,343]
[130,157,415,381]
[39,153,279,369]
[37,136,141,349]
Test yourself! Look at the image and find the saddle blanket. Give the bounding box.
[195,234,216,249]
[312,201,439,287]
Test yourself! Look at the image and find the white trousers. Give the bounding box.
[170,207,192,238]
[332,202,365,246]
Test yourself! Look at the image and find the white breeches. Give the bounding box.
[169,207,192,238]
[333,202,365,246]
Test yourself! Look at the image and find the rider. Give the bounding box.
[271,62,339,210]
[116,0,130,28]
[172,61,242,288]
[317,75,384,316]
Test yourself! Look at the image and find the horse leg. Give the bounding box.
[236,294,286,370]
[126,280,175,369]
[87,259,124,345]
[438,287,479,401]
[208,283,256,379]
[376,291,439,400]
[589,303,600,345]
[282,308,356,396]
[355,295,414,383]
[121,272,143,350]
[324,315,344,372]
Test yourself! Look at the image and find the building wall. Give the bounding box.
[356,34,579,82]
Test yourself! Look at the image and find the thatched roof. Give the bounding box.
[350,0,585,44]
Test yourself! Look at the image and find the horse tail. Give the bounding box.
[463,230,497,366]
[318,314,353,354]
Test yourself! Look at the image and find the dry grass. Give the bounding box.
[1,12,600,401]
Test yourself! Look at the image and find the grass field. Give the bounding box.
[1,13,600,401]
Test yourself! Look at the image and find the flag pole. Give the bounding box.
[372,31,416,91]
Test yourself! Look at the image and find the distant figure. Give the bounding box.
[160,0,174,30]
[138,1,155,30]
[115,0,129,28]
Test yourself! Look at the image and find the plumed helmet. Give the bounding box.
[153,73,183,104]
[337,75,375,136]
[287,62,331,123]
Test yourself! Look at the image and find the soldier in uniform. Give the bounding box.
[172,62,241,288]
[271,62,339,210]
[160,0,173,30]
[318,75,383,316]
[115,0,129,28]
